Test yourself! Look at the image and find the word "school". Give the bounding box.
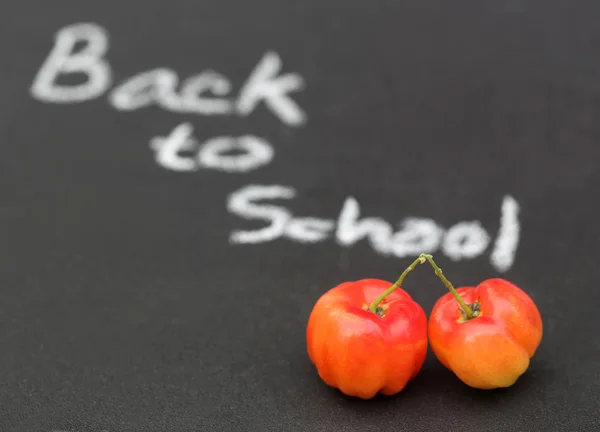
[228,185,520,272]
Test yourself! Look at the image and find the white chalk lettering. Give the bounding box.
[285,217,335,243]
[198,135,273,173]
[227,185,520,270]
[110,69,233,115]
[442,221,491,261]
[30,22,111,103]
[390,218,444,258]
[109,68,178,111]
[236,51,306,126]
[335,197,393,255]
[30,24,523,274]
[179,71,233,115]
[227,185,295,244]
[491,195,520,272]
[32,24,306,127]
[150,123,274,173]
[227,185,335,244]
[150,123,198,172]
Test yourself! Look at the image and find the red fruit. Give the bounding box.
[306,257,429,399]
[425,256,543,389]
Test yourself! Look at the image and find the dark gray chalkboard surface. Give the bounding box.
[1,1,599,431]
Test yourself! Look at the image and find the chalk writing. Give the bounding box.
[150,123,274,173]
[31,23,306,126]
[236,51,306,126]
[29,22,522,271]
[227,184,520,268]
[389,218,444,257]
[491,195,520,272]
[31,23,112,103]
[442,221,490,261]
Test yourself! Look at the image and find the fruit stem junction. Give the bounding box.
[368,253,429,314]
[422,254,476,320]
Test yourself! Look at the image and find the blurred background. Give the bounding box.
[0,1,599,431]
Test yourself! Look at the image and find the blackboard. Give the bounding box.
[1,1,599,431]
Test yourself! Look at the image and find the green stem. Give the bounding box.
[423,254,474,319]
[368,253,429,313]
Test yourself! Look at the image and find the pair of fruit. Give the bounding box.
[306,254,543,399]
